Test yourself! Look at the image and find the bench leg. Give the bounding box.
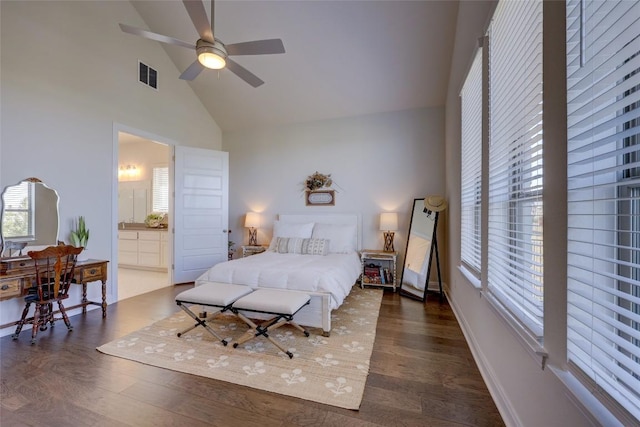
[233,313,307,359]
[176,303,227,345]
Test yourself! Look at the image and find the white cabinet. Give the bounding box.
[160,232,169,268]
[118,231,138,265]
[138,230,161,267]
[118,229,168,271]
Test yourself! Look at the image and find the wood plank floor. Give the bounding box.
[0,285,504,427]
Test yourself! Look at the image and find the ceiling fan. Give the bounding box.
[120,0,285,87]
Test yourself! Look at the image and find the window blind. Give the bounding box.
[487,0,544,339]
[566,0,640,420]
[461,48,483,275]
[152,166,169,213]
[1,181,33,239]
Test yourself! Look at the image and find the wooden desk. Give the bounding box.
[0,257,109,328]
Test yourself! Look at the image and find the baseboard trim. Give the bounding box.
[445,288,522,427]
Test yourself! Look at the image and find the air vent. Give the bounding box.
[138,61,158,90]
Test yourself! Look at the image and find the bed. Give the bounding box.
[195,214,362,335]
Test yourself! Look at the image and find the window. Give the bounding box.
[1,181,34,240]
[460,48,483,276]
[152,166,169,213]
[487,0,545,340]
[566,0,640,420]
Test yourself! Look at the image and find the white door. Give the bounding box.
[173,146,229,284]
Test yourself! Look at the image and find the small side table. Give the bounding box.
[360,250,397,291]
[242,245,267,257]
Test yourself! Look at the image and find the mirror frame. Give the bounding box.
[0,177,60,258]
[399,198,441,302]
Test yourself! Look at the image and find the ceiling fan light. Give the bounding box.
[198,51,226,69]
[196,39,227,70]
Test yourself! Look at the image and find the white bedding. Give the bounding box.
[195,251,362,310]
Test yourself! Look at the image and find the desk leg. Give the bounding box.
[82,283,88,314]
[101,280,107,318]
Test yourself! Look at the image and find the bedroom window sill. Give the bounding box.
[458,264,481,289]
[482,290,548,370]
[549,365,630,427]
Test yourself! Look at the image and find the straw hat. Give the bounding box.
[423,195,448,212]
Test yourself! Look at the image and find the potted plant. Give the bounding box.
[228,240,236,260]
[70,216,89,248]
[145,212,166,228]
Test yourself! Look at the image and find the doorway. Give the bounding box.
[117,131,171,300]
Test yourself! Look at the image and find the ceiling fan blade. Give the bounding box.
[226,39,286,56]
[226,59,264,88]
[120,24,196,49]
[119,24,195,50]
[210,0,215,37]
[179,60,205,81]
[182,0,213,43]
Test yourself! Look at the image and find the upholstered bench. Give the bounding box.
[175,282,253,345]
[231,289,311,358]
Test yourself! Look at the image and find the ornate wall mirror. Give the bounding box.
[0,178,59,258]
[399,197,444,302]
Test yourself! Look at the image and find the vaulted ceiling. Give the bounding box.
[128,1,459,132]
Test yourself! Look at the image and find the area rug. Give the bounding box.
[97,286,382,410]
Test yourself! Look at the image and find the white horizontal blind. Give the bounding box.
[152,166,169,213]
[460,48,483,275]
[487,0,544,339]
[566,0,640,420]
[1,181,33,239]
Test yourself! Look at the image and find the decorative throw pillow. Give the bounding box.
[275,237,305,254]
[302,238,330,256]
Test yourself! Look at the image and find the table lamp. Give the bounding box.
[245,212,260,246]
[380,212,398,252]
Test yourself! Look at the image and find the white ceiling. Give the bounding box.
[127,0,459,133]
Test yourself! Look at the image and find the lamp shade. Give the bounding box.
[244,212,260,228]
[379,212,398,231]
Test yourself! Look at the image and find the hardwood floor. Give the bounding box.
[0,285,504,427]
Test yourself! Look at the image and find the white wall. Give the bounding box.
[444,2,598,426]
[223,107,446,267]
[0,1,221,334]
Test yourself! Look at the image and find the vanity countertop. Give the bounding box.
[118,223,168,231]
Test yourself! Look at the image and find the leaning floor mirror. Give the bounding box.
[399,197,444,302]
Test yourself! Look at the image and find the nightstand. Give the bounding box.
[242,245,267,257]
[360,250,397,291]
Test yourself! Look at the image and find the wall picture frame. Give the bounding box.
[305,190,335,206]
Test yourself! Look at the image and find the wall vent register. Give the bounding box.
[138,61,157,90]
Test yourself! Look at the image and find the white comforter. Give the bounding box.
[195,251,362,309]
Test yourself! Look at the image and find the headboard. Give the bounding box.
[278,213,362,251]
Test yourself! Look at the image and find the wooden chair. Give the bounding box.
[12,244,83,344]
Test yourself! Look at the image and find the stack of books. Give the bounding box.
[363,263,393,284]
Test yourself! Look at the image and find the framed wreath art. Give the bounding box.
[304,171,336,206]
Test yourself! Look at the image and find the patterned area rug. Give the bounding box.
[97,286,382,410]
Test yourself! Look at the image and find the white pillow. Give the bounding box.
[311,223,357,253]
[268,221,314,251]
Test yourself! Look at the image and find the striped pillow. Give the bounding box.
[275,237,305,254]
[273,237,329,256]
